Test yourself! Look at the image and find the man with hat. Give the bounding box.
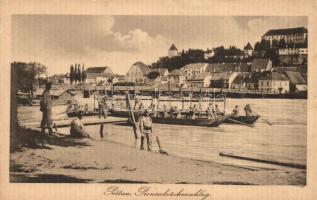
[139,109,152,151]
[40,81,53,145]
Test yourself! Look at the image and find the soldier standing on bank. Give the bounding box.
[139,109,153,151]
[40,81,53,146]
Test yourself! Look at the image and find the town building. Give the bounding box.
[112,74,126,84]
[262,27,308,45]
[168,44,179,58]
[206,63,240,73]
[34,88,75,102]
[258,72,290,94]
[209,72,240,89]
[243,42,253,56]
[126,62,150,83]
[246,72,263,90]
[50,73,70,84]
[85,66,113,83]
[250,58,272,72]
[239,63,251,73]
[181,63,209,79]
[284,71,307,92]
[186,73,212,88]
[168,69,186,86]
[147,68,170,83]
[230,74,249,90]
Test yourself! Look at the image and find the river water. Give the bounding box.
[18,97,307,170]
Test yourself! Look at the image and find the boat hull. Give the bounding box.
[225,115,260,124]
[109,110,141,121]
[151,116,227,127]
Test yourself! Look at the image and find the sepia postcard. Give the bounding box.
[1,0,317,200]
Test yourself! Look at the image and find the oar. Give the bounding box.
[247,106,273,126]
[261,118,273,126]
[226,117,254,127]
[253,111,272,126]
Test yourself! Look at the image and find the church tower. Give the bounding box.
[168,43,178,57]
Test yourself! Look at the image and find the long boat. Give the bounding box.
[151,115,227,127]
[172,111,260,125]
[110,109,226,127]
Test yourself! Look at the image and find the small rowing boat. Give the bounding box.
[225,114,260,125]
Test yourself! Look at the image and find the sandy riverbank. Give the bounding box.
[10,127,305,185]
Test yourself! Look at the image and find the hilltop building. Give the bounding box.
[243,42,253,56]
[168,44,179,57]
[262,27,307,45]
[85,66,113,83]
[126,62,150,83]
[278,43,308,56]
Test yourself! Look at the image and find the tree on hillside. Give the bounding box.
[78,65,82,83]
[82,65,86,83]
[74,65,78,83]
[264,48,279,66]
[147,71,160,80]
[70,65,74,84]
[210,46,225,63]
[254,42,261,52]
[259,39,270,51]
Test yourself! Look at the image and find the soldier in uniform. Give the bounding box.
[139,109,153,151]
[40,81,53,145]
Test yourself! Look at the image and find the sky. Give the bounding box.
[12,15,307,75]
